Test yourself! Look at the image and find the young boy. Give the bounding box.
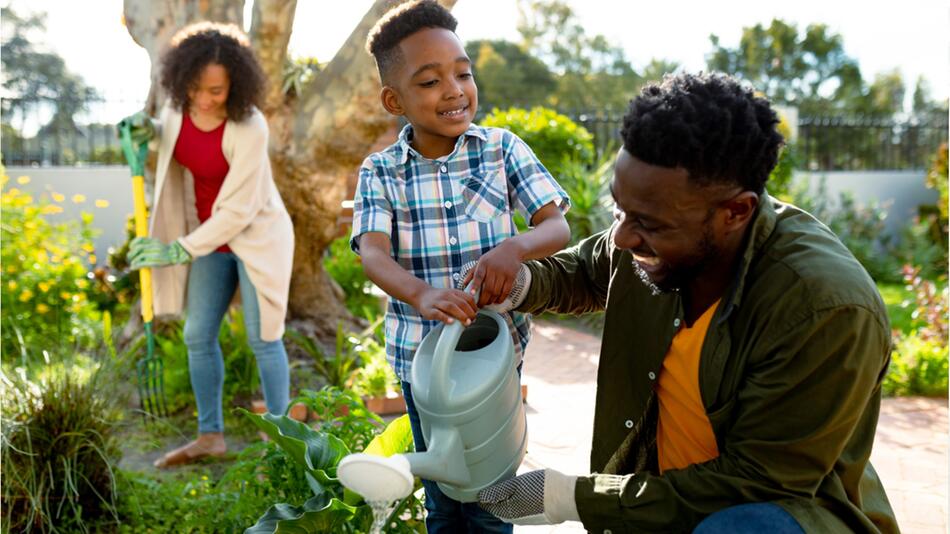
[350,1,571,531]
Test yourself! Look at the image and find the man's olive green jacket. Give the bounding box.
[521,195,898,533]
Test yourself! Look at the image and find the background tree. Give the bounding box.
[121,0,456,340]
[466,39,556,110]
[1,6,100,139]
[706,19,865,114]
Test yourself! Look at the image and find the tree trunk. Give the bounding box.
[122,0,457,342]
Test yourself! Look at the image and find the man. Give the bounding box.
[477,73,898,533]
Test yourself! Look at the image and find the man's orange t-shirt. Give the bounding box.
[656,299,721,473]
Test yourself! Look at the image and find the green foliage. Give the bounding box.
[351,336,399,399]
[323,236,382,320]
[1,362,122,532]
[287,324,364,390]
[282,56,323,98]
[467,39,556,108]
[481,106,594,180]
[883,266,949,397]
[292,387,384,454]
[556,150,615,244]
[1,174,100,364]
[878,283,919,335]
[240,403,423,533]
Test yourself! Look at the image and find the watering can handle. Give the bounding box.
[119,123,154,324]
[428,284,479,407]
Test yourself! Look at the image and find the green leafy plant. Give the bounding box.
[884,265,949,397]
[287,323,364,390]
[351,337,399,399]
[481,106,595,180]
[292,386,384,454]
[1,173,100,364]
[240,404,424,533]
[1,362,122,532]
[324,236,383,320]
[556,149,615,244]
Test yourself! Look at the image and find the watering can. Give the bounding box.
[339,309,527,503]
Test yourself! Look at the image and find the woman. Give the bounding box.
[122,22,294,468]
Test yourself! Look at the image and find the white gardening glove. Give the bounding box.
[458,260,532,313]
[477,469,580,525]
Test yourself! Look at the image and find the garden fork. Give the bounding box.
[119,121,168,419]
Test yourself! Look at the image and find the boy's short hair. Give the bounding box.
[365,0,458,83]
[621,72,784,195]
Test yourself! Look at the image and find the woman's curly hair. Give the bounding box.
[621,72,784,195]
[160,21,265,122]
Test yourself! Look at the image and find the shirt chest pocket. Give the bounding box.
[461,170,508,223]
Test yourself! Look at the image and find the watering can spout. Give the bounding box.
[403,426,471,486]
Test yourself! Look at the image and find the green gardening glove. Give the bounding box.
[117,111,157,145]
[128,237,192,269]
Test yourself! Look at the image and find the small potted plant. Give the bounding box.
[352,341,405,416]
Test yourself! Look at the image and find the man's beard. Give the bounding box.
[632,230,719,296]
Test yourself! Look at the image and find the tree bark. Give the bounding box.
[122,0,457,341]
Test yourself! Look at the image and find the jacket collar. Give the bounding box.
[716,191,779,323]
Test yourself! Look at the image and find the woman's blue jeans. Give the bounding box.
[184,252,289,433]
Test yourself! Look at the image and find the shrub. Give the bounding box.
[1,362,122,532]
[1,173,100,364]
[481,106,595,180]
[351,336,399,399]
[324,236,382,321]
[768,112,796,201]
[556,149,615,244]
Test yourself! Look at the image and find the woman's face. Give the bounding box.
[188,63,230,115]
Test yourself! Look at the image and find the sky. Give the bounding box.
[6,0,950,132]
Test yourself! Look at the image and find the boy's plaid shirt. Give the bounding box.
[350,124,570,381]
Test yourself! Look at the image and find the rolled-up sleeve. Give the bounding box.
[502,131,571,221]
[349,158,394,255]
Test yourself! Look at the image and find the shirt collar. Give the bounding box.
[394,123,488,164]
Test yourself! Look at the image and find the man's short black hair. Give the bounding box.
[620,72,784,195]
[365,0,458,83]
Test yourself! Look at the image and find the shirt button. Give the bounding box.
[449,236,457,245]
[452,272,460,281]
[440,164,448,173]
[673,318,681,328]
[444,201,453,209]
[605,530,613,534]
[624,420,633,429]
[648,371,656,380]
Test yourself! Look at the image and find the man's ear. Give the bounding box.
[722,191,759,232]
[380,86,403,116]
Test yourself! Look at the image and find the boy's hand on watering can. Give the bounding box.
[128,237,192,269]
[478,469,579,525]
[414,286,477,325]
[461,239,524,307]
[117,111,156,145]
[460,260,532,313]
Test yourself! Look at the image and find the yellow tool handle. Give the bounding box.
[131,175,154,323]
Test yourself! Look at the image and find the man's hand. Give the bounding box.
[128,237,192,269]
[117,111,156,145]
[478,469,580,525]
[461,239,524,307]
[413,286,477,325]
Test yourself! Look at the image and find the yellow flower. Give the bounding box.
[51,192,65,202]
[16,176,30,185]
[6,265,16,274]
[38,281,51,293]
[76,279,89,289]
[60,291,71,300]
[18,289,33,302]
[7,280,17,290]
[95,199,110,208]
[8,187,20,196]
[36,303,50,314]
[81,243,95,253]
[189,489,197,496]
[41,205,64,215]
[89,254,97,264]
[201,475,209,481]
[72,194,86,204]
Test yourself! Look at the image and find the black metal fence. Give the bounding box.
[2,103,947,171]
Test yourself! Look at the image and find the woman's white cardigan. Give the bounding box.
[148,103,294,341]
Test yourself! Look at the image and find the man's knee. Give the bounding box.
[693,503,804,534]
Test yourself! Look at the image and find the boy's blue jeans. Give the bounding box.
[185,252,290,433]
[401,380,513,534]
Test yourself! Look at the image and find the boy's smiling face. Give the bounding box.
[381,27,478,159]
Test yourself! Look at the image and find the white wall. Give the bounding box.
[791,170,938,240]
